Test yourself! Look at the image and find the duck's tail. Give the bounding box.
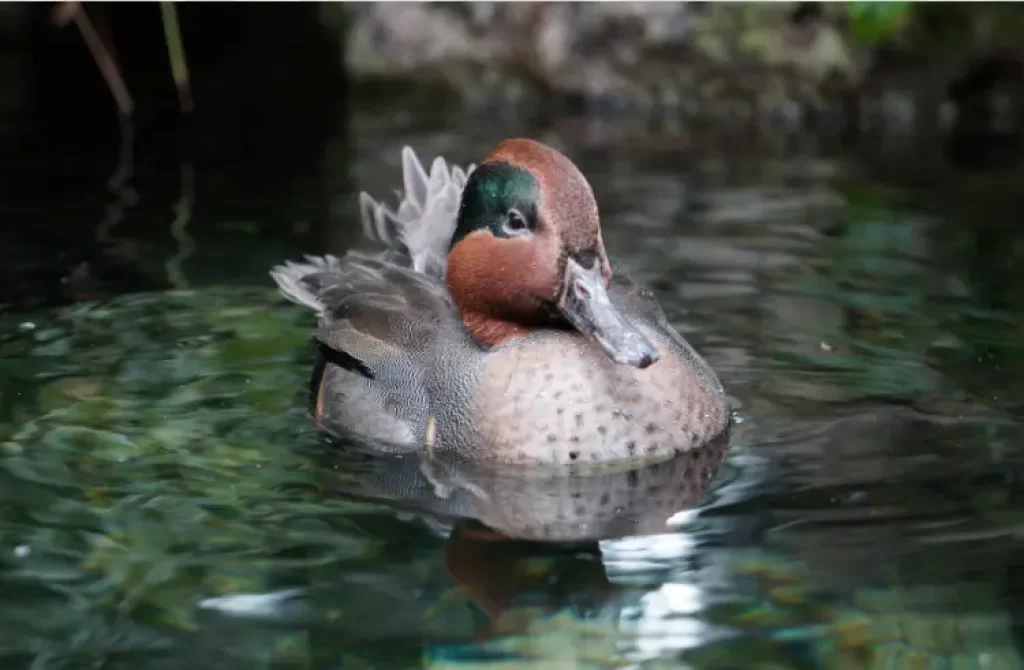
[358,147,475,279]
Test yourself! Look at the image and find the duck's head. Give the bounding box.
[445,138,659,369]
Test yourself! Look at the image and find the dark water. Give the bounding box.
[2,102,1024,669]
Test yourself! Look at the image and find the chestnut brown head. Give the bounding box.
[445,139,658,368]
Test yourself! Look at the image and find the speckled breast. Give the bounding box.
[473,325,729,466]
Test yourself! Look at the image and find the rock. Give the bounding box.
[336,2,862,120]
[332,2,1024,140]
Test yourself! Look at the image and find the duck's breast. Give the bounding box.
[469,325,729,466]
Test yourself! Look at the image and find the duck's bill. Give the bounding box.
[557,256,660,369]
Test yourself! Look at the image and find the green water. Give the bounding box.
[2,114,1023,669]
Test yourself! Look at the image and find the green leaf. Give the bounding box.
[846,1,911,45]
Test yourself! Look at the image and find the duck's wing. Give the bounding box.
[270,252,470,379]
[358,147,476,280]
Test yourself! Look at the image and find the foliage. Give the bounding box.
[845,1,912,46]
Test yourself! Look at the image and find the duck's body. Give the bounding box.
[271,139,728,466]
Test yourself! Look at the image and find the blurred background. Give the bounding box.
[1,1,1022,312]
[2,3,1024,668]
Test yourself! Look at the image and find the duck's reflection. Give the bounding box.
[323,431,729,543]
[321,432,730,662]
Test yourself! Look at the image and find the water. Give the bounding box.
[1,106,1023,669]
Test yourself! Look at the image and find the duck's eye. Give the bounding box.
[501,208,531,236]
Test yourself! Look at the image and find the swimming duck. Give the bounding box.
[270,139,729,466]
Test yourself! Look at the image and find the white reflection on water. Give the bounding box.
[601,522,721,664]
[198,588,306,620]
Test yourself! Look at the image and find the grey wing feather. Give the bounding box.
[269,144,475,375]
[358,146,475,279]
[267,145,476,444]
[269,254,345,316]
[273,144,473,316]
[270,252,465,370]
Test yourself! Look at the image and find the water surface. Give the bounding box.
[2,111,1023,669]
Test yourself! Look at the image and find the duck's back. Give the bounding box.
[272,251,482,450]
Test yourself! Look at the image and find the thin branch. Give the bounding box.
[54,1,134,117]
[160,1,194,114]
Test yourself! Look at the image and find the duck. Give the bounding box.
[270,138,729,467]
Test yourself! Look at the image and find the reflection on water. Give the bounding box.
[323,431,729,543]
[1,112,1023,669]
